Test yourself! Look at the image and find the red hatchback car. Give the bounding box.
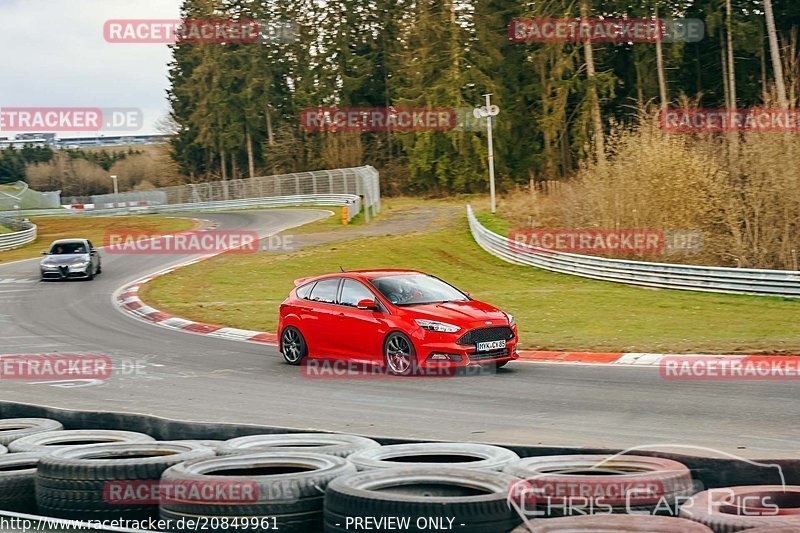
[278,269,519,374]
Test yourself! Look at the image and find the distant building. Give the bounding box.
[0,133,171,150]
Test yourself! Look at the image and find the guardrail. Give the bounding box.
[467,205,800,298]
[0,194,363,221]
[0,216,36,251]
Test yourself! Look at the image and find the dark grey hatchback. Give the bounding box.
[40,239,102,280]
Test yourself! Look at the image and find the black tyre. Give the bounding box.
[0,418,63,446]
[384,332,417,376]
[281,326,308,365]
[86,267,94,280]
[36,441,215,520]
[0,452,43,513]
[218,433,380,458]
[174,440,225,454]
[348,442,519,472]
[324,467,523,533]
[160,452,356,532]
[9,429,155,453]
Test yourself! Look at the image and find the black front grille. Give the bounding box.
[457,326,514,346]
[470,348,510,361]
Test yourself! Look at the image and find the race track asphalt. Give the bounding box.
[0,209,798,458]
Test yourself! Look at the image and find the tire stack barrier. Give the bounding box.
[36,442,215,520]
[160,452,356,532]
[503,454,696,517]
[0,407,797,532]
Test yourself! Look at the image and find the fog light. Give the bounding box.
[427,353,462,362]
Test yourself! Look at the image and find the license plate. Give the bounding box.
[476,340,506,352]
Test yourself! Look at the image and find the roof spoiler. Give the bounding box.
[294,277,312,287]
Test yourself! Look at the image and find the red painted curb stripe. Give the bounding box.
[182,323,223,334]
[518,351,623,364]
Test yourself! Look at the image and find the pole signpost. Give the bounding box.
[473,94,500,213]
[110,175,119,208]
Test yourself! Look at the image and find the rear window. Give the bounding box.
[309,278,340,303]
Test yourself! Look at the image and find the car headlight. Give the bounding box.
[415,319,461,333]
[73,262,89,269]
[507,313,515,327]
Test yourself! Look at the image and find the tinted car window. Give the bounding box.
[370,274,467,306]
[309,278,340,303]
[296,282,315,300]
[339,279,376,307]
[50,242,87,254]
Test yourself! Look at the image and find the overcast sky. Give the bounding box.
[0,0,182,137]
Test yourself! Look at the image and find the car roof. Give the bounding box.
[294,269,424,286]
[50,239,89,245]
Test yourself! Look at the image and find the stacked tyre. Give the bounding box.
[504,455,696,518]
[159,452,356,532]
[9,429,156,452]
[0,418,63,446]
[218,433,380,458]
[347,443,520,472]
[0,453,44,513]
[324,467,524,532]
[36,442,215,520]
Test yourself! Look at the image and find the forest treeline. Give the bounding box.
[167,0,799,194]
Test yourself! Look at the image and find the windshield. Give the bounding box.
[370,274,468,306]
[50,242,87,255]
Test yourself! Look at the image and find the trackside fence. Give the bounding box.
[0,166,380,222]
[467,205,800,298]
[0,217,36,251]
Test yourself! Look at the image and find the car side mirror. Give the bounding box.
[41,251,49,255]
[90,249,97,254]
[357,298,378,310]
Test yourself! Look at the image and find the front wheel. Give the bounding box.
[384,332,416,376]
[281,326,307,365]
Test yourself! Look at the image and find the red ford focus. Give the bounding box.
[278,269,519,375]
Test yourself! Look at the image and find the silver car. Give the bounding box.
[40,239,102,281]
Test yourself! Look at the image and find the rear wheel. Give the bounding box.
[384,332,416,376]
[281,327,307,365]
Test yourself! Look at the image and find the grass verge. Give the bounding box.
[0,216,196,264]
[141,210,800,354]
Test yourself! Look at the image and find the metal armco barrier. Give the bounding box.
[467,205,800,298]
[0,166,381,221]
[0,216,36,251]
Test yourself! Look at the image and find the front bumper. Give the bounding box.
[411,327,519,368]
[41,267,91,279]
